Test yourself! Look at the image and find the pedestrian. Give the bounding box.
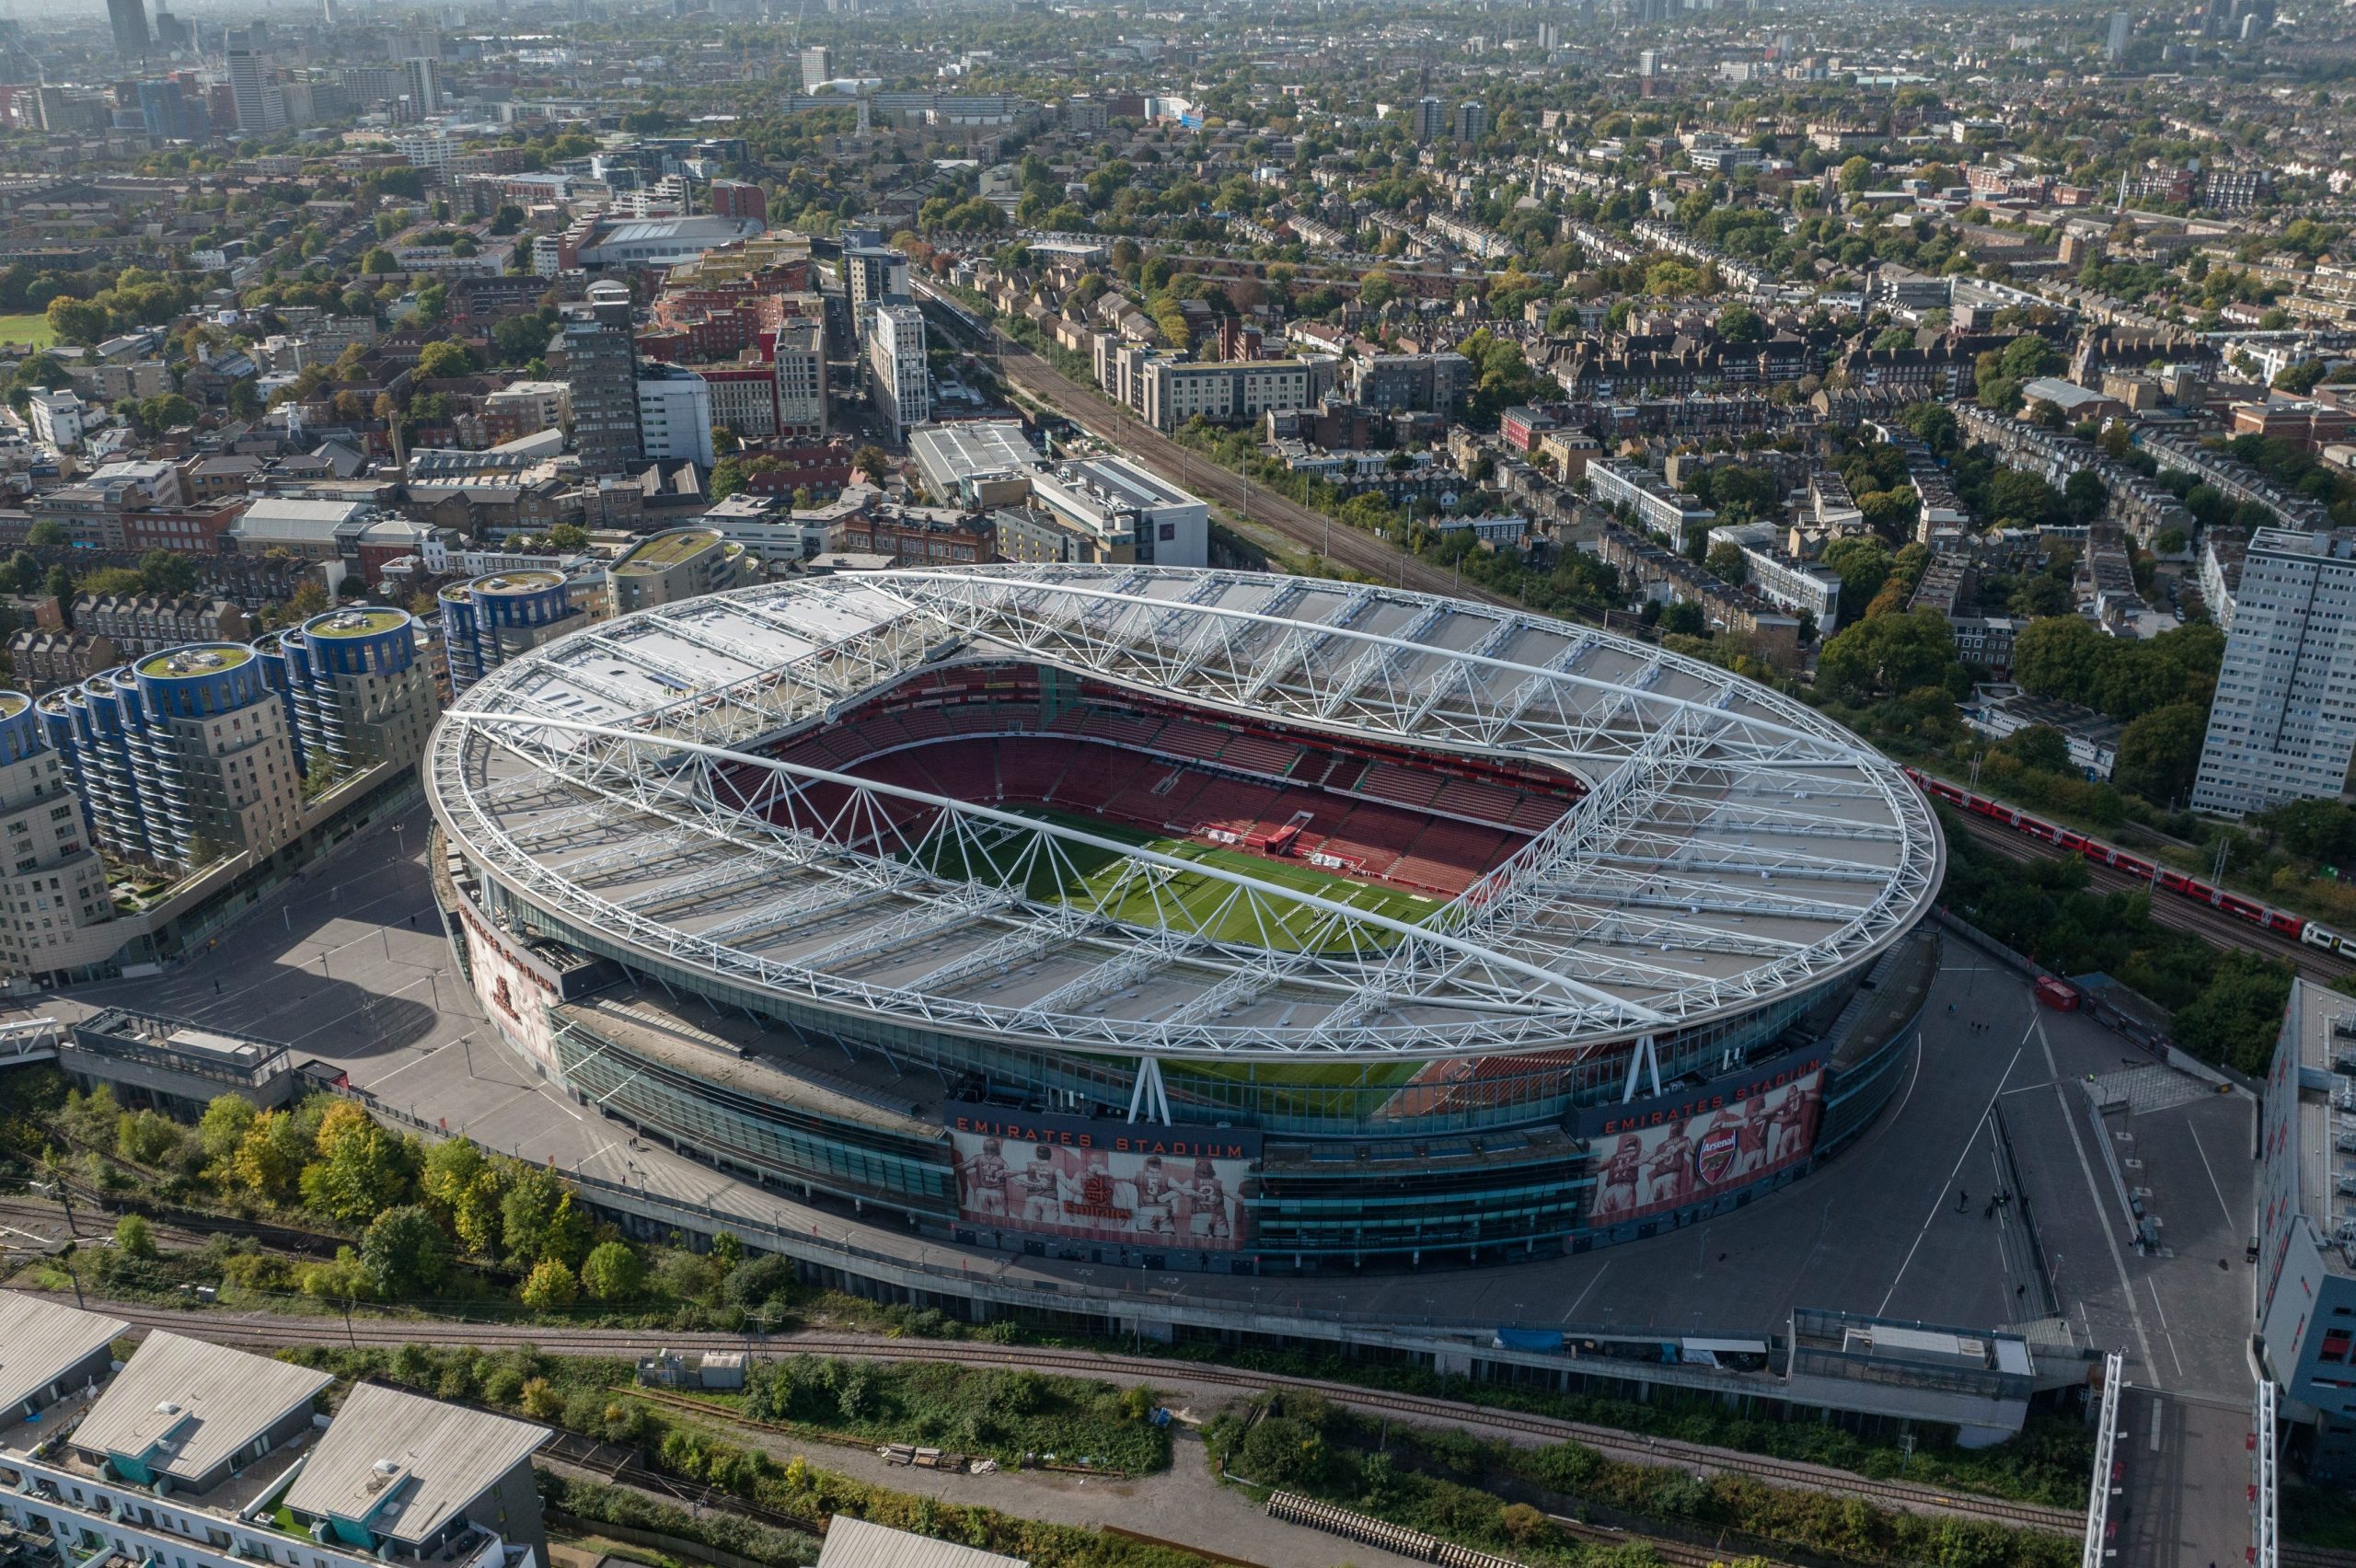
[1957,1189,1969,1212]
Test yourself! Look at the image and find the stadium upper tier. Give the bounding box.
[427,565,1942,1064]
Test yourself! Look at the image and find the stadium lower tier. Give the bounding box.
[445,876,1934,1273]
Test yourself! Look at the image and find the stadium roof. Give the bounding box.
[428,566,1941,1063]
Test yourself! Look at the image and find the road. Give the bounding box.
[1946,808,2354,983]
[912,282,1511,606]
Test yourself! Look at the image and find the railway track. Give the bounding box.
[1948,812,2352,983]
[912,286,1509,608]
[77,1297,2079,1539]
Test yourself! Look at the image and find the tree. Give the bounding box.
[415,340,474,379]
[360,1204,449,1297]
[1704,541,1748,583]
[2010,616,2108,706]
[580,1239,644,1302]
[851,444,891,481]
[197,1093,257,1169]
[139,550,196,595]
[2115,703,2207,807]
[229,1109,309,1204]
[1820,536,1893,624]
[2000,724,2073,775]
[420,1138,505,1256]
[1837,156,1874,193]
[1714,304,1766,345]
[113,1214,156,1260]
[298,1101,416,1226]
[1815,607,1956,702]
[519,1258,579,1311]
[1357,269,1397,307]
[2171,949,2293,1076]
[501,1166,589,1268]
[361,248,398,275]
[45,297,106,345]
[301,1247,375,1305]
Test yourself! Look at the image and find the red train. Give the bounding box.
[1903,767,2356,959]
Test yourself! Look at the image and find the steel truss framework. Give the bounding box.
[429,566,1943,1064]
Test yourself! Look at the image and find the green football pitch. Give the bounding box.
[919,806,1445,952]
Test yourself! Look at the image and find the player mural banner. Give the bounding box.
[1587,1068,1825,1227]
[944,1111,1259,1250]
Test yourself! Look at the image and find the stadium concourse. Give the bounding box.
[38,795,2260,1412]
[426,564,1949,1273]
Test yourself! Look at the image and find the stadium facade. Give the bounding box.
[426,566,1941,1273]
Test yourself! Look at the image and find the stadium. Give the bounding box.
[426,565,1944,1272]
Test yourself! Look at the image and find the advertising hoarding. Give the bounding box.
[1588,1068,1824,1226]
[943,1111,1257,1249]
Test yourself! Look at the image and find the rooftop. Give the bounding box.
[305,607,410,639]
[136,643,256,678]
[281,1382,546,1549]
[0,1294,125,1418]
[613,530,726,574]
[817,1517,1029,1568]
[70,1330,330,1490]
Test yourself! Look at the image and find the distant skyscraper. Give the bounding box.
[225,31,281,133]
[401,56,443,114]
[800,45,832,91]
[151,8,190,52]
[1454,99,1488,143]
[1408,95,1445,142]
[106,0,150,60]
[136,77,191,142]
[2105,9,2131,61]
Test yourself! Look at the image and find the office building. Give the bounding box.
[0,1304,550,1568]
[253,606,441,780]
[0,695,120,984]
[868,303,930,444]
[772,320,827,438]
[108,0,150,59]
[801,44,833,91]
[551,280,641,475]
[38,643,303,876]
[2191,528,2356,816]
[609,529,749,614]
[636,363,717,468]
[438,571,586,695]
[844,244,909,349]
[1029,456,1209,568]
